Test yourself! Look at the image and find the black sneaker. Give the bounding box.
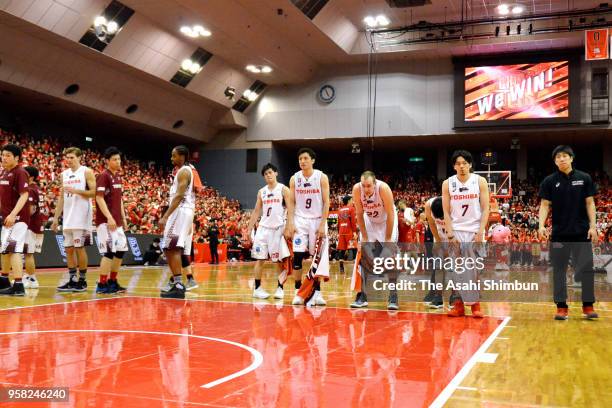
[107,279,126,294]
[423,289,436,304]
[387,291,399,311]
[448,292,461,310]
[428,294,444,309]
[0,282,25,296]
[96,282,109,294]
[350,292,369,308]
[161,282,185,299]
[57,277,78,292]
[0,277,10,290]
[72,279,87,293]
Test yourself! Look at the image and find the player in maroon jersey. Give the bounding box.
[95,147,129,294]
[0,144,31,296]
[337,195,357,273]
[23,166,46,289]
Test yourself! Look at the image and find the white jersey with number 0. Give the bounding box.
[447,173,482,233]
[62,166,92,230]
[360,179,387,224]
[293,170,323,219]
[169,165,195,210]
[259,183,286,228]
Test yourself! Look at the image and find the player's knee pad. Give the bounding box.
[181,255,190,268]
[103,252,114,260]
[293,252,305,270]
[114,251,125,260]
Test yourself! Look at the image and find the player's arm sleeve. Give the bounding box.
[585,174,597,198]
[538,177,551,200]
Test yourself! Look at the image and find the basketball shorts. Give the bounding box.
[96,224,128,254]
[252,225,290,262]
[162,207,194,251]
[292,216,329,278]
[25,230,44,254]
[63,229,92,248]
[1,222,28,254]
[337,234,352,251]
[362,213,399,243]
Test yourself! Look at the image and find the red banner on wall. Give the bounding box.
[585,29,610,60]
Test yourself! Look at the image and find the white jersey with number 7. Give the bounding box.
[447,173,482,233]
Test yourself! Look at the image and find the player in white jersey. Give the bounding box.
[350,171,399,310]
[52,147,96,293]
[159,146,195,299]
[286,148,330,306]
[442,150,490,318]
[247,163,293,300]
[423,196,450,309]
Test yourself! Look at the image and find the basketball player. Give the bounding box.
[0,144,30,296]
[247,163,292,299]
[158,145,194,299]
[94,147,128,294]
[337,195,357,274]
[442,150,490,318]
[23,166,45,289]
[286,148,330,306]
[423,196,448,308]
[52,147,95,292]
[350,171,399,310]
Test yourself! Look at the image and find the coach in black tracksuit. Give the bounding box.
[538,145,598,320]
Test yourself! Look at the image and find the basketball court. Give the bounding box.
[0,264,609,407]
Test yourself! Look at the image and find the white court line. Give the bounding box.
[456,386,478,391]
[0,329,263,389]
[429,316,511,408]
[477,353,498,364]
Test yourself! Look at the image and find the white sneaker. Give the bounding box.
[273,287,284,299]
[314,291,327,306]
[27,276,39,289]
[253,286,270,299]
[292,294,304,305]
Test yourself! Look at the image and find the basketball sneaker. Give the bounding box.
[470,302,484,318]
[428,294,444,309]
[387,291,399,311]
[554,307,569,320]
[273,287,284,299]
[0,276,10,290]
[185,278,199,291]
[253,286,270,299]
[96,281,109,294]
[57,276,79,292]
[107,279,126,294]
[0,281,25,296]
[582,306,598,320]
[23,275,39,289]
[448,300,466,317]
[350,292,368,308]
[161,282,185,299]
[314,291,327,306]
[423,289,435,304]
[73,278,87,293]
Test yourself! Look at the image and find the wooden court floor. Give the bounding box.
[0,261,610,407]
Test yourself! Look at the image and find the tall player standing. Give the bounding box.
[52,147,95,292]
[286,148,330,306]
[442,150,490,318]
[158,146,195,299]
[246,163,292,299]
[0,144,30,296]
[94,147,128,294]
[350,171,398,310]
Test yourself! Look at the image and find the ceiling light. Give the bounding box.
[94,16,107,27]
[247,92,258,102]
[181,59,193,71]
[246,65,272,74]
[244,89,252,98]
[261,66,272,73]
[180,25,211,38]
[376,15,390,27]
[512,5,524,14]
[363,16,377,28]
[106,21,118,34]
[224,86,236,100]
[189,62,201,74]
[497,4,509,15]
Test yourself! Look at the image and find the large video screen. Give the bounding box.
[465,62,568,121]
[454,54,580,128]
